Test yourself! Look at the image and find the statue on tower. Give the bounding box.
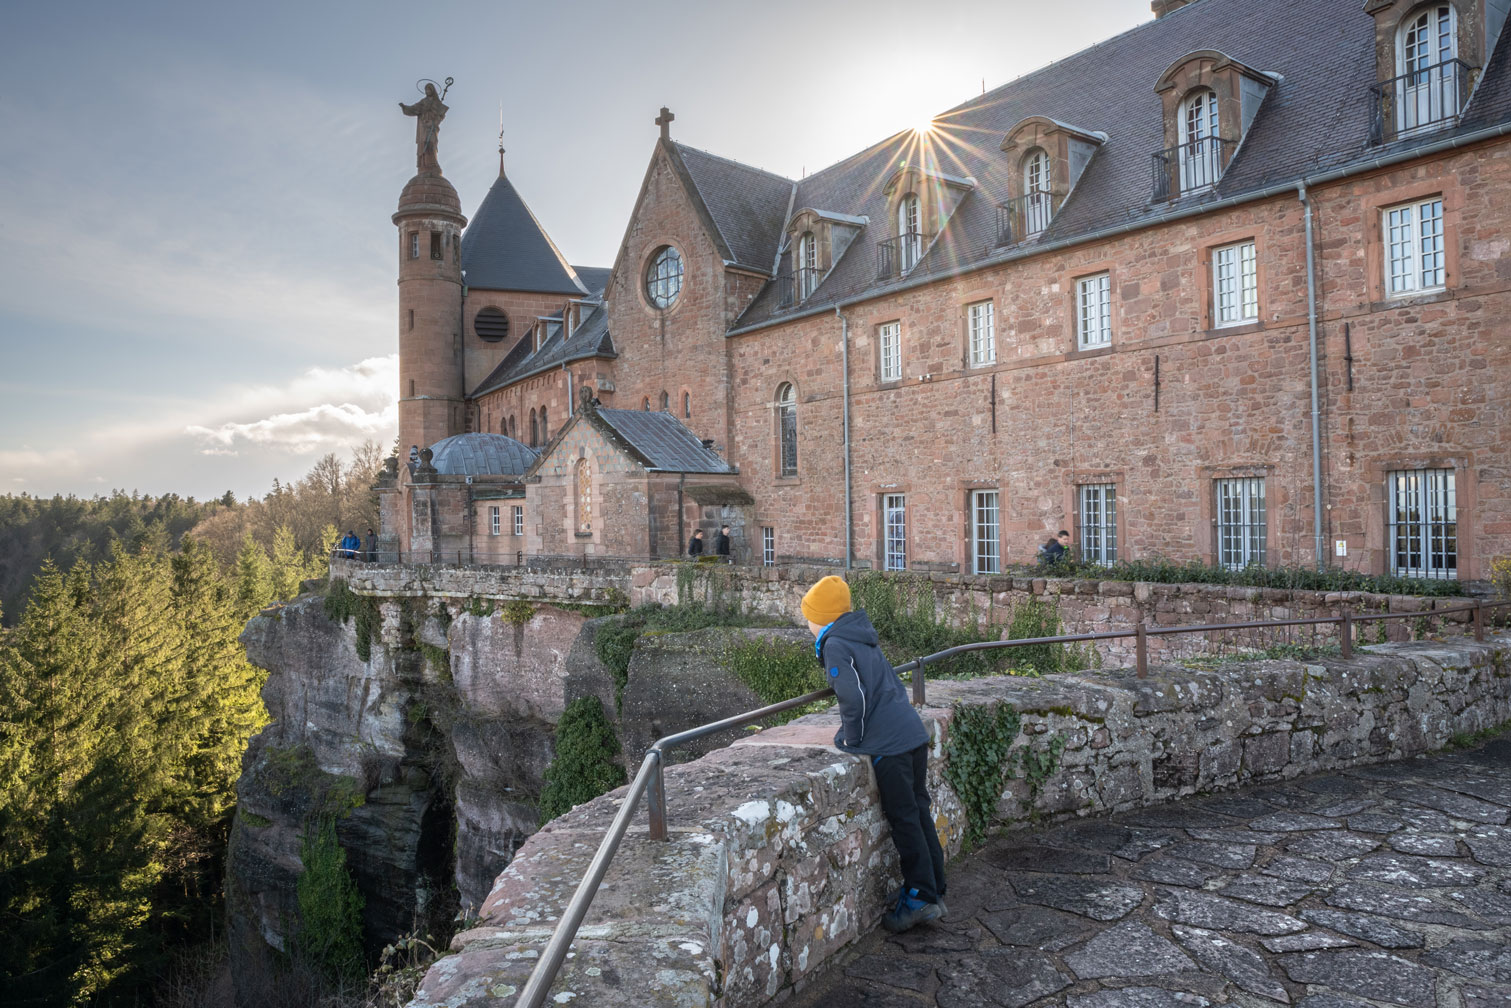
[400,78,452,173]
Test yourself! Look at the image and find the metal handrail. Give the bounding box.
[511,597,1508,1006]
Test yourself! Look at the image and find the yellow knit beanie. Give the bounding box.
[801,575,851,626]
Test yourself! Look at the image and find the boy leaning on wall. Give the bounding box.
[801,575,947,932]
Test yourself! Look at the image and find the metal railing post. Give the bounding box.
[1135,622,1148,679]
[1473,600,1484,642]
[646,756,668,841]
[1339,608,1353,658]
[912,658,926,707]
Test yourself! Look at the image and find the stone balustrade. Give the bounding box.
[406,631,1511,1007]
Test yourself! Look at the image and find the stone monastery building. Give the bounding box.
[379,0,1511,585]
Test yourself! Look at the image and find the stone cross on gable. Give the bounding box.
[656,107,675,140]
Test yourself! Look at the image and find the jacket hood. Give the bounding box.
[826,610,880,647]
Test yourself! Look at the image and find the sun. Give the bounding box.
[914,118,935,135]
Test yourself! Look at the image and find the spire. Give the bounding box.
[498,100,506,177]
[656,106,675,141]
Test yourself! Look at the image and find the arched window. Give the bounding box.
[683,391,691,418]
[528,409,538,447]
[1022,148,1052,236]
[896,193,922,270]
[776,383,798,477]
[645,245,683,308]
[539,407,548,442]
[1178,88,1220,192]
[508,415,515,439]
[798,231,818,298]
[1397,5,1459,135]
[643,397,651,411]
[575,458,592,533]
[659,391,669,411]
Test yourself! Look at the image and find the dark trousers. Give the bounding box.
[873,743,946,904]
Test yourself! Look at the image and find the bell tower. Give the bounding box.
[394,79,467,459]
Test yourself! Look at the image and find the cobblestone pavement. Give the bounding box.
[783,735,1511,1008]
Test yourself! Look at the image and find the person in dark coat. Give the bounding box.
[364,528,378,563]
[687,528,705,557]
[715,524,732,561]
[1038,529,1071,566]
[802,575,946,933]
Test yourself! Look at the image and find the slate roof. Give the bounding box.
[595,408,735,473]
[678,0,1511,329]
[471,302,616,397]
[667,142,795,273]
[428,432,538,476]
[572,266,612,296]
[461,173,586,294]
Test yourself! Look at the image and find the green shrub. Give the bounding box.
[1019,556,1465,597]
[724,636,829,725]
[295,817,366,985]
[538,697,627,824]
[943,701,1021,849]
[322,578,381,661]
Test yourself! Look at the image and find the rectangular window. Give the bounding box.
[1076,273,1112,349]
[967,301,995,366]
[512,505,524,536]
[879,321,902,381]
[409,232,419,259]
[1077,484,1118,565]
[762,526,775,567]
[1212,240,1258,326]
[1384,197,1445,295]
[489,506,501,536]
[1388,468,1456,579]
[883,494,907,571]
[1215,477,1267,569]
[971,490,1000,574]
[430,231,443,260]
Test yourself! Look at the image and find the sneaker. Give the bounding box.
[895,885,947,919]
[882,890,944,933]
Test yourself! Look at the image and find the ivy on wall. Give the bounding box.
[538,697,627,824]
[942,701,1066,850]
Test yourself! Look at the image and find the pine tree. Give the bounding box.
[269,524,306,602]
[234,531,274,620]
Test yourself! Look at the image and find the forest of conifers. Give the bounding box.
[0,447,383,1006]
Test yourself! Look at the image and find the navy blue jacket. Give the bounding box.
[817,611,929,756]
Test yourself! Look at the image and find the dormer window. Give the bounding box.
[1153,51,1276,201]
[897,194,922,271]
[798,232,819,298]
[877,163,973,279]
[1367,0,1488,143]
[998,117,1104,244]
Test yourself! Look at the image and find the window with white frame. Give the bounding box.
[1215,477,1266,569]
[883,494,907,570]
[777,383,798,477]
[967,301,995,366]
[897,193,922,270]
[1388,468,1456,579]
[1077,484,1117,565]
[489,506,501,536]
[1396,5,1459,136]
[971,490,1000,574]
[1076,273,1112,349]
[762,526,775,566]
[512,505,524,536]
[799,232,819,298]
[879,321,902,381]
[1384,197,1445,295]
[1022,148,1053,236]
[1213,240,1258,326]
[1178,88,1221,193]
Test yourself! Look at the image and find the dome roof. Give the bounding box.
[427,433,537,477]
[395,170,464,221]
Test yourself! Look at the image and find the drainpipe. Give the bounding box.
[1297,181,1325,571]
[836,307,852,570]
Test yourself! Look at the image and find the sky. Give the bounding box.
[0,0,1153,502]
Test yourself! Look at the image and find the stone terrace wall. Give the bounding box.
[406,631,1511,1008]
[333,557,1478,665]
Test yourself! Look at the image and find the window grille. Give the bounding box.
[883,494,907,570]
[971,490,1000,574]
[409,232,419,259]
[512,506,524,536]
[968,301,995,366]
[645,245,683,308]
[1077,484,1117,565]
[1215,477,1267,569]
[762,526,775,567]
[879,322,901,381]
[1213,240,1258,326]
[489,506,501,536]
[1384,198,1445,295]
[777,384,798,477]
[1076,273,1112,349]
[1388,468,1456,579]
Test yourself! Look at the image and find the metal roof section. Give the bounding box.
[427,432,539,476]
[461,173,587,295]
[595,408,735,474]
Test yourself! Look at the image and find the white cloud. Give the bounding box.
[187,355,397,455]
